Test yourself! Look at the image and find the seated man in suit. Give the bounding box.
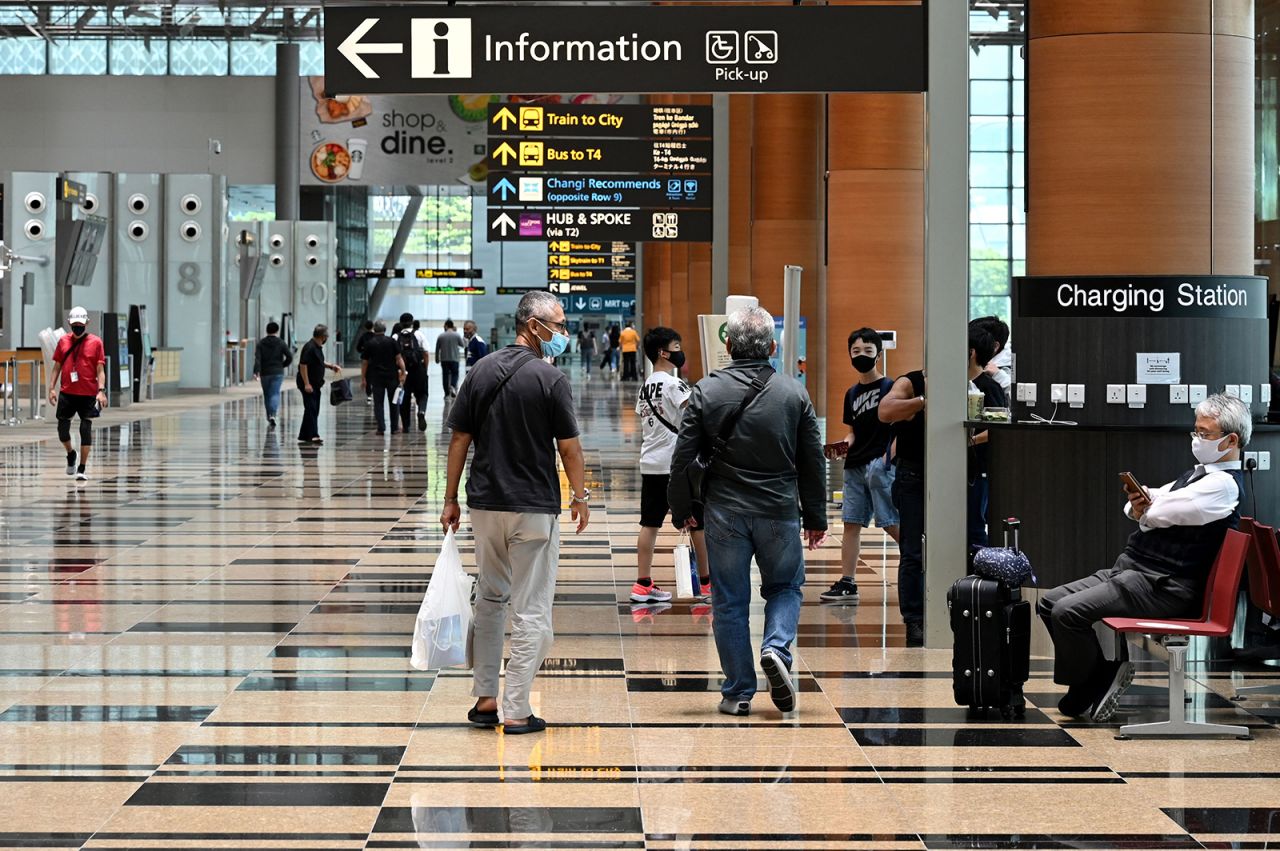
[1037,393,1248,723]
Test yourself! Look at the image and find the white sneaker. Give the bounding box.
[75,470,88,481]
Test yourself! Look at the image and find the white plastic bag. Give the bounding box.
[674,533,694,599]
[410,528,475,671]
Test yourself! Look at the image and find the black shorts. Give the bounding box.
[56,393,98,421]
[640,473,703,529]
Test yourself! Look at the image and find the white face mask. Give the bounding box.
[1191,435,1233,465]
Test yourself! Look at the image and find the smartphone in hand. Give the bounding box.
[1119,471,1151,502]
[824,441,849,461]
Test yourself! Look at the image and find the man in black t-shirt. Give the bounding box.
[440,291,591,736]
[295,324,342,445]
[360,320,406,436]
[821,328,901,605]
[880,368,927,646]
[966,322,1007,550]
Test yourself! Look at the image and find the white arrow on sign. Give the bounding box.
[338,18,403,79]
[491,213,517,236]
[575,298,587,310]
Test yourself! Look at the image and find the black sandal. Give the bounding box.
[467,702,500,728]
[502,714,547,735]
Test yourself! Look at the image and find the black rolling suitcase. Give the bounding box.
[948,519,1031,719]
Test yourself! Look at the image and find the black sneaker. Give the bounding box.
[1090,661,1135,723]
[760,648,797,713]
[65,451,77,476]
[820,579,860,604]
[503,715,547,735]
[417,412,427,432]
[1057,682,1095,718]
[268,418,276,429]
[905,622,925,647]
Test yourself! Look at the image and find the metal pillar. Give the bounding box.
[275,43,300,222]
[782,265,801,377]
[923,0,970,649]
[711,93,730,314]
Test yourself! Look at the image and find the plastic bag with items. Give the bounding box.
[410,528,475,670]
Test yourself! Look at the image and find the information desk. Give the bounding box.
[977,421,1280,588]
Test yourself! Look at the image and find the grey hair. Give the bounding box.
[516,290,561,328]
[312,324,328,339]
[727,307,776,360]
[1197,393,1252,447]
[372,320,386,334]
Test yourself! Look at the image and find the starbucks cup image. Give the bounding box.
[347,138,368,180]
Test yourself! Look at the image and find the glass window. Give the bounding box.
[1011,189,1026,224]
[1011,116,1025,151]
[1011,224,1026,260]
[298,41,324,75]
[970,81,1009,116]
[970,152,1010,188]
[50,38,107,74]
[971,224,1011,256]
[971,295,1011,322]
[970,44,1010,80]
[110,38,168,74]
[971,259,1012,296]
[1012,81,1025,116]
[970,188,1011,224]
[231,40,276,75]
[970,116,1009,152]
[1011,152,1025,187]
[0,38,47,74]
[169,39,228,75]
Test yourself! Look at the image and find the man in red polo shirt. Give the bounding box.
[46,306,107,481]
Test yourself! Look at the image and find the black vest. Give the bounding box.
[1124,467,1244,580]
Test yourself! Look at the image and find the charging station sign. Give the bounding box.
[324,4,926,95]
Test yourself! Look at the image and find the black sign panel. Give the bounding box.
[487,137,711,173]
[489,103,712,138]
[489,208,710,242]
[488,173,710,208]
[338,267,405,279]
[549,280,637,297]
[496,286,544,295]
[1015,276,1268,320]
[423,285,485,295]
[324,5,925,95]
[415,268,483,279]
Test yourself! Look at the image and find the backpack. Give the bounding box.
[399,331,425,371]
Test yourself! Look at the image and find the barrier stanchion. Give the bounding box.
[4,358,18,426]
[28,360,43,420]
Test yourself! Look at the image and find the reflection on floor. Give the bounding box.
[0,368,1278,850]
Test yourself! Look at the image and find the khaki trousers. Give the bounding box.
[469,508,560,720]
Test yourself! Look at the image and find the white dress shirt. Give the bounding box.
[1124,460,1241,531]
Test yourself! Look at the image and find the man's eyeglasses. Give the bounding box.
[1190,431,1227,440]
[540,318,568,334]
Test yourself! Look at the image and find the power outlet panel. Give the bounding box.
[1016,382,1038,405]
[1126,384,1147,408]
[1067,384,1085,408]
[1263,384,1273,405]
[1106,384,1125,404]
[1246,451,1260,471]
[1261,451,1272,472]
[1225,384,1241,399]
[1240,384,1254,404]
[1169,384,1188,405]
[1050,383,1067,404]
[1189,385,1208,405]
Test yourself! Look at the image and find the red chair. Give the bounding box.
[1102,528,1251,740]
[1233,517,1280,700]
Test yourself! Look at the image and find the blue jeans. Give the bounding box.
[703,503,805,701]
[260,373,284,418]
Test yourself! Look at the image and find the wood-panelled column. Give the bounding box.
[824,93,926,441]
[1027,0,1254,276]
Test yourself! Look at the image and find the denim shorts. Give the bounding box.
[842,455,899,527]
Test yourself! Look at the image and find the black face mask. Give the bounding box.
[71,324,87,337]
[851,354,877,373]
[665,350,686,369]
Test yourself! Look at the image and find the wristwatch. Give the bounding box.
[570,490,592,505]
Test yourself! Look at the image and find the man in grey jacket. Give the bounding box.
[669,307,828,717]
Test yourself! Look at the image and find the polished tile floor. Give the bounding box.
[1,368,1279,850]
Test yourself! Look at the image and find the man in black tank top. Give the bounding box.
[1037,394,1249,724]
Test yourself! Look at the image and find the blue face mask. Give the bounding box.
[536,320,569,358]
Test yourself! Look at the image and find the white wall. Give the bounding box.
[0,76,275,183]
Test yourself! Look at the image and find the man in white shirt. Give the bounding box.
[1037,394,1248,723]
[973,314,1012,394]
[632,326,710,605]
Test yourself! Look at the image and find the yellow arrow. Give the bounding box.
[492,106,516,130]
[492,141,517,166]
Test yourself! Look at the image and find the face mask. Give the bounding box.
[71,324,86,337]
[536,320,569,358]
[851,354,877,373]
[1191,435,1234,465]
[665,350,686,369]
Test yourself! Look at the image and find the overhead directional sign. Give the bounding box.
[487,138,711,173]
[324,5,926,95]
[491,208,711,243]
[338,267,405,279]
[416,268,483,279]
[490,103,712,139]
[548,240,637,295]
[423,285,485,295]
[488,174,708,207]
[560,294,637,315]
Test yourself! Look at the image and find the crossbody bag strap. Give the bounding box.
[59,334,89,379]
[710,366,775,454]
[475,352,537,433]
[646,396,678,434]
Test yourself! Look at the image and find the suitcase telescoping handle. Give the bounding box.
[1002,517,1020,551]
